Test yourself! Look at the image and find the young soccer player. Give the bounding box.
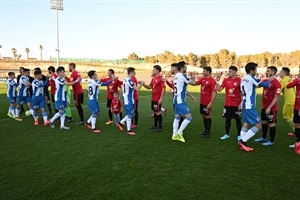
[216,66,242,140]
[50,66,79,130]
[85,70,115,133]
[48,66,58,114]
[31,70,50,126]
[254,66,281,146]
[239,62,273,152]
[7,72,18,118]
[111,92,123,129]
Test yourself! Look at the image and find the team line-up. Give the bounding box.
[5,61,300,154]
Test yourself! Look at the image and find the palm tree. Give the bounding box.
[39,44,43,60]
[25,47,30,60]
[11,48,17,60]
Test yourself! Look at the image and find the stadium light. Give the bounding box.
[50,0,63,67]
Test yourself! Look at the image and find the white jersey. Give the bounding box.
[54,77,66,101]
[7,78,18,98]
[18,75,30,97]
[122,77,135,105]
[240,74,262,109]
[173,73,189,104]
[88,79,103,100]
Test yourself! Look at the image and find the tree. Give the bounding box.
[187,52,198,66]
[39,44,43,60]
[218,49,231,67]
[128,52,140,60]
[25,47,30,60]
[144,56,157,63]
[11,48,17,60]
[199,56,208,68]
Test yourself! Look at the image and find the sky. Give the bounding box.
[0,0,299,60]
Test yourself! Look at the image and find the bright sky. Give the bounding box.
[0,0,299,59]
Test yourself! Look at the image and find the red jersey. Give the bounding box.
[131,76,139,100]
[286,78,300,110]
[262,79,281,110]
[100,78,123,100]
[166,77,175,98]
[111,99,122,114]
[196,76,217,105]
[220,77,241,107]
[49,73,58,94]
[149,75,165,101]
[70,70,83,94]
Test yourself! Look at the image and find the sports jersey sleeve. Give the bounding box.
[211,79,217,92]
[58,78,65,85]
[182,74,190,84]
[250,76,262,86]
[9,80,18,86]
[220,79,226,88]
[275,81,281,95]
[256,78,270,88]
[100,80,113,86]
[166,80,173,88]
[33,80,40,88]
[149,78,154,87]
[117,80,123,87]
[286,78,298,89]
[126,79,135,88]
[70,72,78,81]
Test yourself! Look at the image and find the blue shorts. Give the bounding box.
[125,103,135,116]
[174,102,191,116]
[242,108,261,124]
[7,97,16,104]
[32,96,46,110]
[18,96,31,105]
[55,101,67,110]
[88,100,100,115]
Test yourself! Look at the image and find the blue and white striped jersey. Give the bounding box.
[18,76,30,97]
[54,77,66,101]
[87,79,112,100]
[122,77,135,105]
[173,73,189,104]
[32,79,49,97]
[7,78,18,98]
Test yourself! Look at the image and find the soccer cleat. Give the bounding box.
[85,122,92,129]
[127,131,136,136]
[149,113,154,118]
[237,135,241,141]
[288,132,295,137]
[154,128,163,132]
[7,113,13,118]
[76,121,85,125]
[177,134,185,142]
[105,120,113,125]
[34,120,39,126]
[117,123,123,131]
[131,124,138,129]
[163,109,167,117]
[92,129,101,133]
[65,118,73,123]
[289,144,295,148]
[44,121,50,126]
[262,140,275,146]
[50,121,55,128]
[172,134,179,141]
[149,126,158,130]
[295,142,300,152]
[200,132,210,138]
[199,131,206,135]
[15,117,23,121]
[60,126,70,130]
[254,137,268,143]
[238,141,254,152]
[220,134,230,140]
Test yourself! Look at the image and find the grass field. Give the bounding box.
[0,83,300,200]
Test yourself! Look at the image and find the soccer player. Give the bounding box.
[121,67,143,135]
[68,63,85,125]
[172,61,195,142]
[239,62,273,152]
[142,65,165,131]
[131,74,139,128]
[85,70,115,133]
[100,69,123,125]
[111,92,123,128]
[191,66,217,138]
[254,66,281,146]
[50,66,79,129]
[7,72,18,118]
[64,76,73,123]
[216,66,242,140]
[48,66,58,114]
[279,67,295,134]
[31,70,50,126]
[15,68,35,121]
[286,75,300,151]
[16,67,25,113]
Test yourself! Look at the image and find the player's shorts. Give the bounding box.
[107,99,112,108]
[261,109,277,123]
[125,103,135,116]
[51,93,55,102]
[7,97,16,104]
[293,109,300,123]
[242,108,261,124]
[88,100,100,115]
[55,100,67,110]
[283,103,294,120]
[44,88,50,101]
[17,95,31,105]
[200,104,211,116]
[32,96,46,110]
[223,106,241,119]
[151,101,161,112]
[174,102,191,116]
[74,93,84,106]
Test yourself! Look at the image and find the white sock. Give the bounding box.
[60,113,66,127]
[178,119,191,135]
[120,115,128,124]
[42,111,48,122]
[126,117,132,131]
[51,112,61,123]
[91,117,96,129]
[30,109,35,119]
[242,127,259,142]
[8,108,10,114]
[240,127,248,139]
[161,108,165,112]
[10,108,16,118]
[16,108,20,117]
[172,118,180,137]
[87,115,93,123]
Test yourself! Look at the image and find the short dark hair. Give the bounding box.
[281,67,290,75]
[56,66,65,73]
[267,66,278,74]
[34,70,42,76]
[203,66,212,74]
[245,62,258,74]
[23,68,30,72]
[8,72,15,76]
[19,67,24,70]
[88,70,96,78]
[69,63,76,69]
[171,63,178,67]
[127,67,135,75]
[34,67,41,71]
[153,65,162,72]
[177,61,186,71]
[229,66,238,72]
[48,66,55,72]
[108,69,115,74]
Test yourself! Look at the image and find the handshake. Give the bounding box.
[138,81,145,85]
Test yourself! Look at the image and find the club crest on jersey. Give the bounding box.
[205,81,209,84]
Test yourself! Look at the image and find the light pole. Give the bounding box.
[50,0,63,67]
[0,44,2,59]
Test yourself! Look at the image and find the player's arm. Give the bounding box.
[158,82,165,105]
[64,79,79,86]
[188,72,198,85]
[39,78,49,87]
[286,78,299,89]
[207,81,217,109]
[215,74,224,92]
[187,91,197,102]
[166,80,173,88]
[142,81,152,90]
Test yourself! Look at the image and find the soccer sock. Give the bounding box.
[240,127,248,139]
[161,108,165,112]
[295,128,300,142]
[108,109,113,121]
[60,113,66,127]
[51,112,62,122]
[30,108,35,119]
[157,114,163,129]
[87,115,93,123]
[179,116,184,128]
[178,117,192,135]
[126,116,132,131]
[42,111,48,122]
[242,126,259,142]
[120,112,123,121]
[33,111,38,121]
[225,118,231,135]
[7,108,10,114]
[153,113,158,127]
[134,110,138,125]
[120,115,128,124]
[47,103,52,115]
[172,116,180,137]
[262,123,268,139]
[204,118,212,133]
[91,116,96,129]
[65,106,72,118]
[270,126,276,142]
[236,118,242,136]
[16,108,20,117]
[10,106,16,118]
[76,105,84,121]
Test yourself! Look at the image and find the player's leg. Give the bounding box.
[262,111,277,146]
[106,99,113,124]
[150,101,158,129]
[255,109,268,142]
[289,110,300,149]
[234,109,242,140]
[15,97,23,121]
[51,93,58,114]
[200,104,212,138]
[8,97,16,118]
[133,100,139,127]
[74,93,84,125]
[221,106,231,140]
[155,103,163,131]
[40,97,50,125]
[125,105,135,135]
[161,107,167,117]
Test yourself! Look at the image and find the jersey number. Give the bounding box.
[88,86,93,96]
